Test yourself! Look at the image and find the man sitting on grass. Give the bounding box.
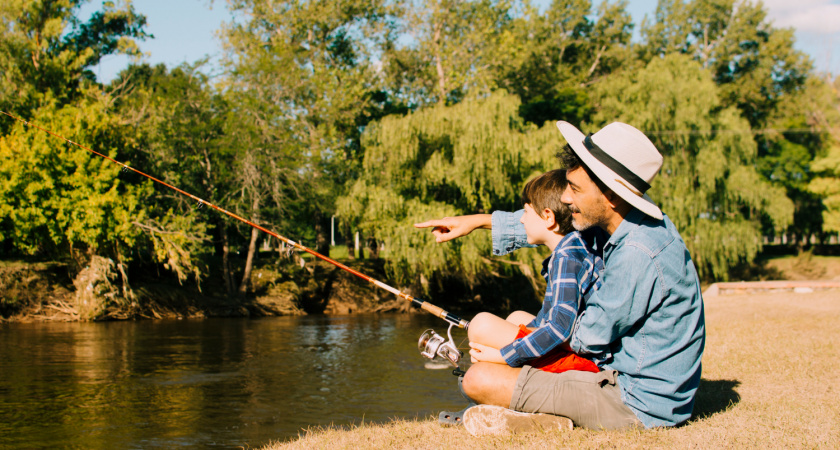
[416,121,706,434]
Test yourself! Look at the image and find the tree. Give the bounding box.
[389,0,521,106]
[500,0,635,126]
[591,53,793,279]
[0,0,149,131]
[221,0,397,259]
[388,0,635,125]
[641,0,811,128]
[0,94,150,277]
[339,91,558,290]
[808,75,840,234]
[110,63,229,290]
[756,74,840,246]
[641,0,820,251]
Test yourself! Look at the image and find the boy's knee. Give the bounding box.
[506,310,534,325]
[468,312,494,341]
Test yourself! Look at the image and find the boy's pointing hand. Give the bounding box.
[414,214,492,243]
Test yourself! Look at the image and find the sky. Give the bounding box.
[80,0,840,84]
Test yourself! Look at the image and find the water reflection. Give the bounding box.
[0,314,470,448]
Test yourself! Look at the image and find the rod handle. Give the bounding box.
[420,301,445,318]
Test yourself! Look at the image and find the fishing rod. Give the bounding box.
[2,110,467,366]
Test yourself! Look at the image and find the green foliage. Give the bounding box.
[809,143,840,232]
[340,92,555,289]
[0,0,149,126]
[135,209,209,289]
[591,54,793,279]
[641,0,811,128]
[1,0,838,317]
[808,77,840,233]
[0,95,150,263]
[109,63,240,289]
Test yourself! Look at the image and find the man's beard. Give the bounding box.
[569,202,607,231]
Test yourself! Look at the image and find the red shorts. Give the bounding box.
[515,325,599,374]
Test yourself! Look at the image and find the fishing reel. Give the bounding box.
[418,323,462,367]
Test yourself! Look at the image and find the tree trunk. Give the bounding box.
[314,210,330,257]
[433,21,447,104]
[238,195,260,298]
[346,224,355,260]
[221,221,234,295]
[367,237,379,259]
[238,226,259,298]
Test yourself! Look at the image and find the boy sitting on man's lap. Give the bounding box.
[468,169,603,373]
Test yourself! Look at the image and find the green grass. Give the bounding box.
[265,288,840,449]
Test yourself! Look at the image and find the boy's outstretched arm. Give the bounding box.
[414,214,492,243]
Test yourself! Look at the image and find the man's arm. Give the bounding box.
[413,214,491,243]
[570,247,657,358]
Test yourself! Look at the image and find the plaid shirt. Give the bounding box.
[499,231,603,367]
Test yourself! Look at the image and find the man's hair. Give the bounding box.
[558,144,611,194]
[521,169,574,235]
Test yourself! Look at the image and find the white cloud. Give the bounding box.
[761,0,840,34]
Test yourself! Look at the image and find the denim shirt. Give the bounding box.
[491,209,706,428]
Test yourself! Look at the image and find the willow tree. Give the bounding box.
[592,53,793,279]
[339,92,559,290]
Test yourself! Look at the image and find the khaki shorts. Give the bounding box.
[510,366,643,430]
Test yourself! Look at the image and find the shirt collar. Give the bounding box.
[606,208,646,250]
[553,231,582,255]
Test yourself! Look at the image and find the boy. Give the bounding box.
[467,169,602,373]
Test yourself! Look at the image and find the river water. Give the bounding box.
[0,314,471,449]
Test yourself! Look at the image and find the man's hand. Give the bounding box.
[414,214,492,243]
[469,342,506,364]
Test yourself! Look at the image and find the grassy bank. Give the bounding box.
[267,288,840,449]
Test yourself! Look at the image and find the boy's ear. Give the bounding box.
[542,208,558,229]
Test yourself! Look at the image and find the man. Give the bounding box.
[415,121,705,433]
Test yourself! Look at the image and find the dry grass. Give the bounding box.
[267,289,840,449]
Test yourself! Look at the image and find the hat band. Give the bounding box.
[583,134,651,194]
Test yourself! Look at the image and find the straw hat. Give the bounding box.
[556,121,663,220]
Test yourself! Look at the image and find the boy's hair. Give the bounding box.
[521,169,574,235]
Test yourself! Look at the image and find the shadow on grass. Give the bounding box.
[690,378,741,421]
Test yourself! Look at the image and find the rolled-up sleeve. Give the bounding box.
[491,210,533,256]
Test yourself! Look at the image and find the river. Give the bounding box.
[0,314,470,448]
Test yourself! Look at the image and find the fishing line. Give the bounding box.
[1,111,470,339]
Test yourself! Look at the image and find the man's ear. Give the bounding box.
[603,190,623,209]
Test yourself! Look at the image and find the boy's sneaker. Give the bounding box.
[462,404,573,436]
